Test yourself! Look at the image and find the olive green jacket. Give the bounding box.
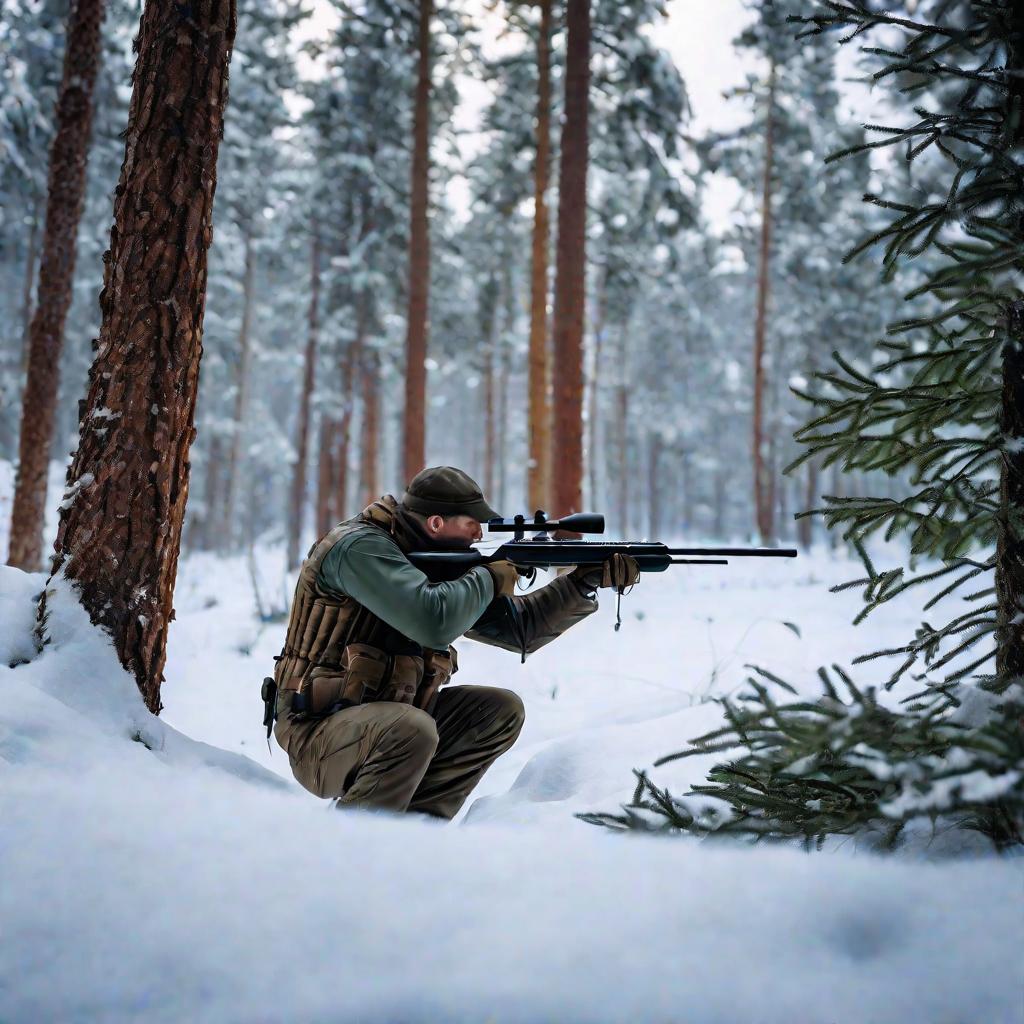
[318,507,598,658]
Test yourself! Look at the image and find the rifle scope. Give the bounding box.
[487,511,605,539]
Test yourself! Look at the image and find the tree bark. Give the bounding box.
[798,457,819,549]
[316,412,338,538]
[222,228,255,550]
[46,0,237,714]
[287,226,321,569]
[647,432,661,540]
[402,0,433,484]
[995,13,1024,682]
[480,273,499,500]
[361,344,381,508]
[19,196,42,375]
[334,340,357,521]
[752,60,777,545]
[496,253,514,512]
[587,266,607,513]
[7,0,106,570]
[202,433,225,551]
[527,0,553,512]
[550,0,590,519]
[615,328,628,536]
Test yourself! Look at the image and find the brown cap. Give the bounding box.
[401,466,500,523]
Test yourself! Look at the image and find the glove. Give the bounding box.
[570,553,641,593]
[484,559,520,598]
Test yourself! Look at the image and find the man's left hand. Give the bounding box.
[570,553,641,592]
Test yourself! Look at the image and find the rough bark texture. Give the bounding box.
[402,0,433,484]
[752,60,777,545]
[527,0,553,513]
[46,0,236,714]
[550,0,590,518]
[7,0,105,570]
[287,228,321,569]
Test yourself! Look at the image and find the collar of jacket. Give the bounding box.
[358,494,464,555]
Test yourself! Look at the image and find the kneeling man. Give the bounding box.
[270,466,637,819]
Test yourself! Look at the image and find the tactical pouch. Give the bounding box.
[337,643,424,706]
[415,646,458,713]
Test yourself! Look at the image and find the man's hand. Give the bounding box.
[484,559,521,598]
[570,553,641,593]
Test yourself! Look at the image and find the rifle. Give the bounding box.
[408,511,797,629]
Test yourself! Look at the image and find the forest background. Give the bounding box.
[1,0,1022,858]
[0,0,888,566]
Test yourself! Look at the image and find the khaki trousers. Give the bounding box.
[274,685,525,820]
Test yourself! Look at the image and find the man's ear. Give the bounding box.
[425,514,445,535]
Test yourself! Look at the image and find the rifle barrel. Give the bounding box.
[665,546,797,558]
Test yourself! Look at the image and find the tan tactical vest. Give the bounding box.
[273,497,457,719]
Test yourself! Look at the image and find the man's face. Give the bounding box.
[425,513,484,547]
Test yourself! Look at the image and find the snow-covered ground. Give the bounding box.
[2,469,1023,1022]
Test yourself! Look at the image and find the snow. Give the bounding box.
[1,472,1023,1022]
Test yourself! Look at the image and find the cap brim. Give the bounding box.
[465,498,501,524]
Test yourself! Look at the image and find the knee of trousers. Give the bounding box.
[479,686,526,737]
[376,703,440,759]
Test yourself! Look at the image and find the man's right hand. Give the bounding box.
[484,559,520,598]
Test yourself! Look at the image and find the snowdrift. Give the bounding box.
[2,563,1022,1023]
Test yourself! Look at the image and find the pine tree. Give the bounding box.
[7,0,106,570]
[44,0,238,715]
[527,0,554,513]
[583,0,1024,851]
[550,0,590,519]
[402,0,434,484]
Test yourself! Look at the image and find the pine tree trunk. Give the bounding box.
[995,12,1024,682]
[222,228,255,550]
[713,465,725,539]
[402,0,432,484]
[647,432,661,540]
[46,0,237,714]
[681,448,692,532]
[496,254,514,512]
[481,274,498,500]
[335,340,357,521]
[202,433,225,550]
[527,0,553,513]
[587,269,607,513]
[7,0,105,570]
[798,457,818,549]
[287,227,321,569]
[19,196,42,374]
[615,328,629,535]
[361,345,381,508]
[996,313,1024,664]
[752,60,777,545]
[316,412,337,538]
[551,0,590,519]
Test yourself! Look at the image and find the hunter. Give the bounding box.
[270,466,639,819]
